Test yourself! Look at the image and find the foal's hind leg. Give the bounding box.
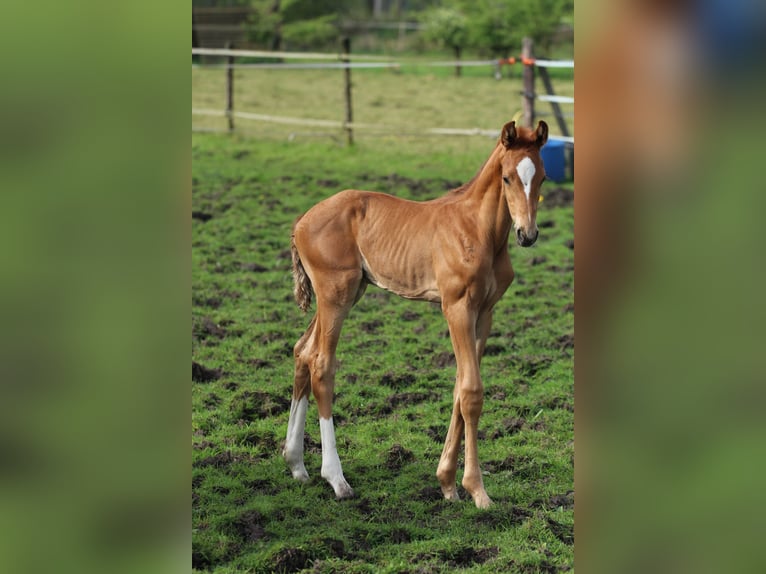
[283,316,317,482]
[309,270,363,499]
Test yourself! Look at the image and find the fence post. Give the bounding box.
[342,37,354,145]
[521,37,535,129]
[538,66,570,138]
[225,42,234,132]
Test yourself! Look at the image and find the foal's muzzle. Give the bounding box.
[516,228,539,247]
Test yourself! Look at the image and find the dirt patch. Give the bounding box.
[547,517,574,545]
[538,219,555,229]
[241,262,269,272]
[489,417,525,439]
[385,444,415,471]
[241,430,278,452]
[191,547,212,571]
[532,490,574,510]
[316,178,340,188]
[425,425,443,443]
[248,358,272,369]
[192,361,221,382]
[531,255,548,266]
[557,333,574,351]
[194,450,235,469]
[360,319,384,334]
[562,302,574,313]
[229,509,267,543]
[484,453,531,473]
[542,186,574,207]
[203,393,221,409]
[195,316,227,340]
[564,238,574,250]
[487,385,506,400]
[518,355,553,377]
[390,528,412,544]
[230,390,291,421]
[541,396,574,412]
[233,150,250,160]
[415,486,444,502]
[270,547,312,573]
[380,371,416,389]
[439,546,499,568]
[401,310,420,321]
[432,351,456,368]
[483,344,504,356]
[386,391,438,409]
[475,506,531,528]
[192,211,213,222]
[222,381,239,391]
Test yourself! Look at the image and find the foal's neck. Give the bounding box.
[463,144,512,249]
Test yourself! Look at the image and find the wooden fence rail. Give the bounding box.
[192,39,574,143]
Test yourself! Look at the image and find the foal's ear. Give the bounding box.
[535,121,549,147]
[501,121,517,149]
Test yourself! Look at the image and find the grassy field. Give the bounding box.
[192,129,574,573]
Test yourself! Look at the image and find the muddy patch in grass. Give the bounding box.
[192,210,213,222]
[542,186,573,207]
[385,444,415,471]
[229,509,268,543]
[360,319,384,334]
[489,417,525,439]
[547,517,574,545]
[439,545,499,568]
[192,361,221,382]
[270,547,312,573]
[557,333,574,351]
[476,505,531,528]
[192,450,256,468]
[432,351,455,368]
[532,490,574,510]
[229,390,291,421]
[380,371,416,389]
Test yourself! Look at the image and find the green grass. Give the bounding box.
[192,131,573,573]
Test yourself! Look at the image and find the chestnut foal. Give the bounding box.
[283,120,548,508]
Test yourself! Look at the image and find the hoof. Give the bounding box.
[472,492,493,509]
[291,468,310,483]
[334,481,355,500]
[440,485,460,502]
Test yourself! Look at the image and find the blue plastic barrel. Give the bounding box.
[540,140,567,183]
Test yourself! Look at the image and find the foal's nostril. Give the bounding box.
[516,228,523,241]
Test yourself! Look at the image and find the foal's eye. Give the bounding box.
[502,176,510,185]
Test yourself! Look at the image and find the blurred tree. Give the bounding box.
[460,0,569,57]
[247,0,355,51]
[421,7,468,75]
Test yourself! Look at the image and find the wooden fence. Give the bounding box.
[191,39,574,145]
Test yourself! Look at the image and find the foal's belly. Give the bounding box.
[359,249,441,303]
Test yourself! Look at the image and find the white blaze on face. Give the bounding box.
[516,156,537,228]
[516,156,536,199]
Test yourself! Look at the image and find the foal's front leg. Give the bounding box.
[438,300,492,509]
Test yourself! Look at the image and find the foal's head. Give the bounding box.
[499,120,549,247]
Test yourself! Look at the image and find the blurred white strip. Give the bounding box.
[191,108,573,143]
[534,60,575,68]
[192,47,393,61]
[538,95,575,104]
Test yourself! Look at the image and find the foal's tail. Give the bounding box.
[291,217,313,313]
